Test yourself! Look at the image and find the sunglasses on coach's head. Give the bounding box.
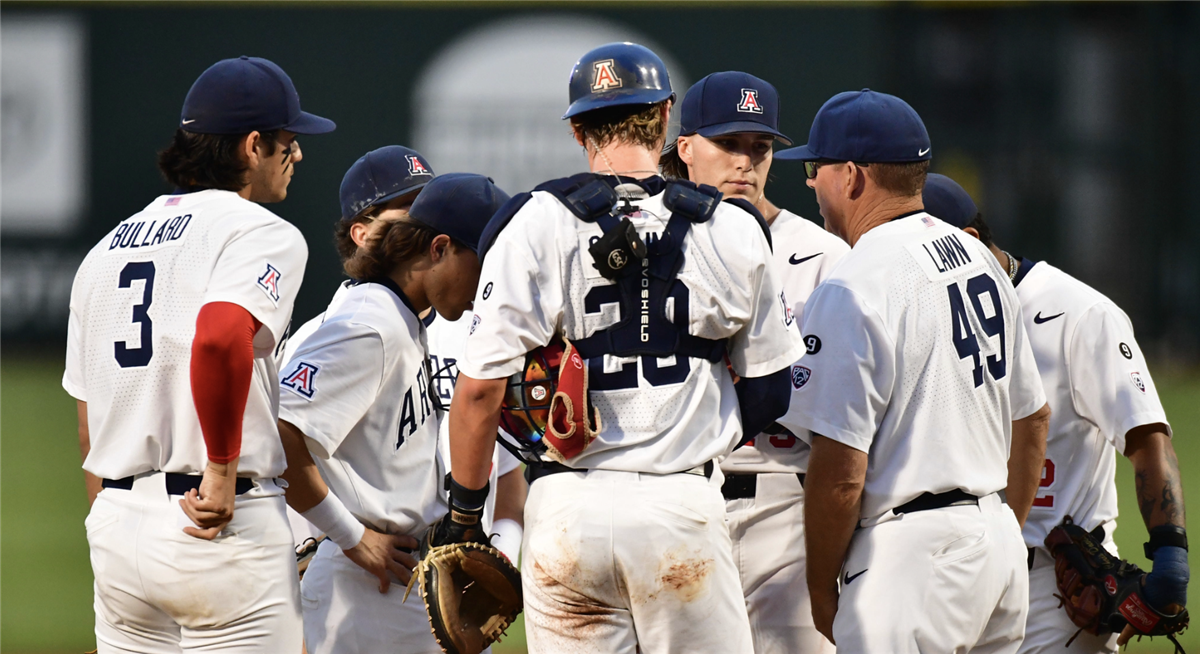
[804,159,871,180]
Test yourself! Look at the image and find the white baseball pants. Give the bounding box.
[834,494,1029,653]
[726,472,836,654]
[87,473,302,653]
[522,468,755,654]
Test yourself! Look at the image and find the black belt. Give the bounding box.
[102,473,255,496]
[526,460,714,485]
[720,473,807,500]
[892,489,978,515]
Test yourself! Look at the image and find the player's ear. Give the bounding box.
[677,136,694,165]
[962,226,982,241]
[240,131,263,168]
[570,121,586,148]
[845,162,867,200]
[429,234,452,263]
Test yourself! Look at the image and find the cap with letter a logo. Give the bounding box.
[678,71,791,145]
[179,56,336,135]
[563,42,675,119]
[339,145,437,222]
[776,88,930,163]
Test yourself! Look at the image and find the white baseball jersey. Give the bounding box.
[785,213,1047,519]
[63,190,307,480]
[278,280,447,538]
[460,182,806,474]
[723,208,849,475]
[281,279,353,365]
[1015,259,1170,548]
[426,309,521,530]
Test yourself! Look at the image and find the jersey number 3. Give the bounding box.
[947,273,1006,387]
[114,261,156,368]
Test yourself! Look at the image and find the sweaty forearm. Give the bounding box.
[1128,425,1186,530]
[805,435,867,601]
[1007,403,1050,528]
[448,375,507,490]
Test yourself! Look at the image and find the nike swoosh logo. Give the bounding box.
[182,119,196,125]
[843,569,868,585]
[789,252,822,265]
[1033,311,1064,324]
[918,147,931,156]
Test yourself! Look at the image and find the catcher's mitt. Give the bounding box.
[1046,516,1189,651]
[405,539,523,654]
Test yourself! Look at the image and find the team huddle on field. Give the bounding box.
[64,42,1189,654]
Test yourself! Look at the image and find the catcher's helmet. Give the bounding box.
[563,42,675,120]
[495,340,566,463]
[339,145,435,222]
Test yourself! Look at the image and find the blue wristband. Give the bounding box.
[1144,545,1189,610]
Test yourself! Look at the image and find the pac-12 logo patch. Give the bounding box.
[469,314,482,335]
[282,361,319,399]
[592,59,623,91]
[1130,371,1146,393]
[791,365,811,389]
[407,155,431,176]
[257,263,282,305]
[737,88,764,114]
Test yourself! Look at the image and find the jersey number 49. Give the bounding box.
[947,273,1007,387]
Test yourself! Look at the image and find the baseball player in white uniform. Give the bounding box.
[922,173,1189,653]
[64,56,334,652]
[426,310,526,565]
[776,89,1052,653]
[440,43,805,654]
[667,71,846,654]
[275,173,509,654]
[282,145,435,548]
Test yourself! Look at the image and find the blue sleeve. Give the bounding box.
[735,366,792,446]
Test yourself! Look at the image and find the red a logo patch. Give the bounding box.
[738,89,764,114]
[407,155,431,176]
[592,59,623,91]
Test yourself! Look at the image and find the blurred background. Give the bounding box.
[1,2,1197,652]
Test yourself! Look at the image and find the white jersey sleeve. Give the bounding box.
[278,320,384,460]
[460,196,565,379]
[727,226,805,378]
[1069,303,1170,452]
[787,283,895,453]
[204,216,308,352]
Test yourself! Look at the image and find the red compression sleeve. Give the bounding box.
[190,302,262,464]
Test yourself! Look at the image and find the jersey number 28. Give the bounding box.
[947,273,1006,387]
[114,261,155,368]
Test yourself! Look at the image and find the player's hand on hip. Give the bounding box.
[344,528,419,593]
[810,587,839,644]
[179,459,239,540]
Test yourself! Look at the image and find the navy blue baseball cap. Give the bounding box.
[340,146,435,222]
[180,56,336,135]
[407,173,511,254]
[775,89,930,163]
[922,173,978,229]
[564,42,675,120]
[679,72,792,145]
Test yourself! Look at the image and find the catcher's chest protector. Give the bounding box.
[532,174,729,365]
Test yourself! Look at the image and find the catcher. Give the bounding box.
[923,173,1190,653]
[277,172,511,654]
